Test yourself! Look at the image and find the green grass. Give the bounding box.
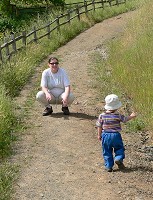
[126,118,146,133]
[93,0,153,130]
[65,0,83,3]
[0,163,19,200]
[0,84,18,159]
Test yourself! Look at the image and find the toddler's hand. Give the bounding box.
[130,112,136,118]
[98,135,101,141]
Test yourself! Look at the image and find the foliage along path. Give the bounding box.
[12,11,153,200]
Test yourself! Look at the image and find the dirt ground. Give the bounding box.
[12,11,153,200]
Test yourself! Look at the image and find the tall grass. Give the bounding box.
[0,163,18,200]
[94,0,153,128]
[0,84,18,158]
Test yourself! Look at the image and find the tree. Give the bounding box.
[0,0,12,16]
[0,0,65,17]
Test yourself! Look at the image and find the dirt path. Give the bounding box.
[12,11,153,200]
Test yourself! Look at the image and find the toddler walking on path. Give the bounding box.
[96,94,136,172]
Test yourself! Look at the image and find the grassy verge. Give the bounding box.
[0,163,19,200]
[0,84,19,158]
[0,0,140,199]
[93,0,153,130]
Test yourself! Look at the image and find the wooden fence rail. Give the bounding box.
[0,0,126,63]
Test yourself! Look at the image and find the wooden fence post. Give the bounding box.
[92,0,95,11]
[67,10,71,24]
[101,0,104,8]
[4,37,10,58]
[47,22,51,39]
[84,0,88,15]
[108,0,112,6]
[10,33,17,52]
[56,16,60,33]
[76,5,80,21]
[33,26,38,42]
[22,31,26,46]
[0,46,3,63]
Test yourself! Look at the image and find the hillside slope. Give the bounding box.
[12,11,153,200]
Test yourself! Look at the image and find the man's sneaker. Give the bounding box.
[62,106,70,115]
[115,160,125,170]
[43,107,53,116]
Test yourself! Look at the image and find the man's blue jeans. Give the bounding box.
[101,132,125,169]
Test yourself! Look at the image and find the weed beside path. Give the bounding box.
[12,11,153,200]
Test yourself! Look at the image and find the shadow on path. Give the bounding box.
[113,166,153,173]
[48,112,97,120]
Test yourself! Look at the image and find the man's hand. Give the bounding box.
[45,92,52,101]
[62,93,68,106]
[62,86,70,106]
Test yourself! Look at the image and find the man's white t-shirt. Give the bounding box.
[41,68,70,97]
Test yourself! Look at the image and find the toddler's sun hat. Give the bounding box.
[104,94,122,110]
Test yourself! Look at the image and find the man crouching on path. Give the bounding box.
[36,57,75,116]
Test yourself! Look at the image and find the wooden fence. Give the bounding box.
[0,0,126,63]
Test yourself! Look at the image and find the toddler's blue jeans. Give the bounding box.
[101,132,125,169]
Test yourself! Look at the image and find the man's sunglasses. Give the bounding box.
[50,62,59,65]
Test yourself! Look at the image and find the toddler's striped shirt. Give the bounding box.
[96,111,128,132]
